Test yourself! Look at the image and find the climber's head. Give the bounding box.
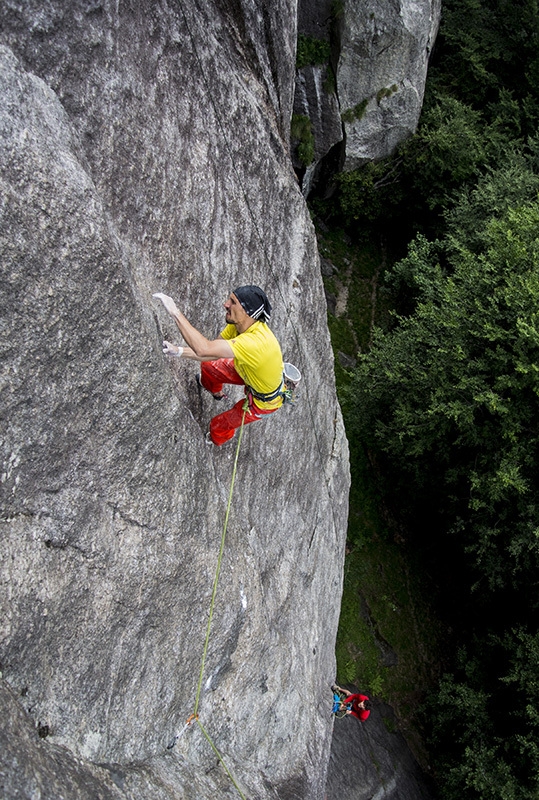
[230,285,272,323]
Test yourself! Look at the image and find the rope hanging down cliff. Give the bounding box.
[167,405,248,800]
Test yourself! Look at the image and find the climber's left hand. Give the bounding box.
[153,292,179,317]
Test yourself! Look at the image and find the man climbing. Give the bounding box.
[153,286,284,445]
[332,685,371,721]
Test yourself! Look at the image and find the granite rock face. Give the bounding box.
[0,3,349,799]
[294,0,343,196]
[336,0,441,168]
[293,63,343,196]
[293,0,441,188]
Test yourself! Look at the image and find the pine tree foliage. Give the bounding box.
[333,0,539,795]
[348,201,539,800]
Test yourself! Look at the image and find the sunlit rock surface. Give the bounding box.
[293,0,440,194]
[337,0,441,168]
[0,2,349,798]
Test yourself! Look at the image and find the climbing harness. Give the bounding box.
[246,362,302,407]
[246,382,285,404]
[167,407,248,800]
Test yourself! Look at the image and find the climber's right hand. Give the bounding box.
[162,340,183,357]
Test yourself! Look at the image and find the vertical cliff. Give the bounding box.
[0,2,349,798]
[336,0,441,168]
[293,0,441,191]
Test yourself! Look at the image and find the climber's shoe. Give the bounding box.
[196,373,228,401]
[205,431,235,448]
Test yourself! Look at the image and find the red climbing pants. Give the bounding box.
[200,359,278,446]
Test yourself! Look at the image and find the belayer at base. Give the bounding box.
[332,685,371,721]
[153,285,285,445]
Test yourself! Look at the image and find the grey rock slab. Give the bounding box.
[337,0,441,167]
[293,64,343,167]
[0,2,349,799]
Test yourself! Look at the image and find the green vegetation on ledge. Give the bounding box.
[296,34,331,69]
[291,114,315,167]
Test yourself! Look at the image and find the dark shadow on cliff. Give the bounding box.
[326,697,437,800]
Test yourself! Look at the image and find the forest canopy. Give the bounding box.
[323,0,539,797]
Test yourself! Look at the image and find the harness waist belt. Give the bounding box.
[247,380,285,403]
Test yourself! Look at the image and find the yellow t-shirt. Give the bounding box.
[221,321,284,410]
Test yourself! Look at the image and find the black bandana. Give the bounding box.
[233,285,272,323]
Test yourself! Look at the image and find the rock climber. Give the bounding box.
[153,286,284,445]
[332,685,371,721]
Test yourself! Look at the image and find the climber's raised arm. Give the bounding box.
[153,293,233,360]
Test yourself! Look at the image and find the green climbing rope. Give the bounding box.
[194,407,247,715]
[197,718,247,800]
[177,407,248,799]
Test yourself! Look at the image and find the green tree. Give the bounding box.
[336,159,404,229]
[345,200,539,797]
[444,141,539,253]
[425,632,539,800]
[427,0,539,137]
[400,95,489,212]
[296,34,331,68]
[349,202,539,589]
[331,94,497,241]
